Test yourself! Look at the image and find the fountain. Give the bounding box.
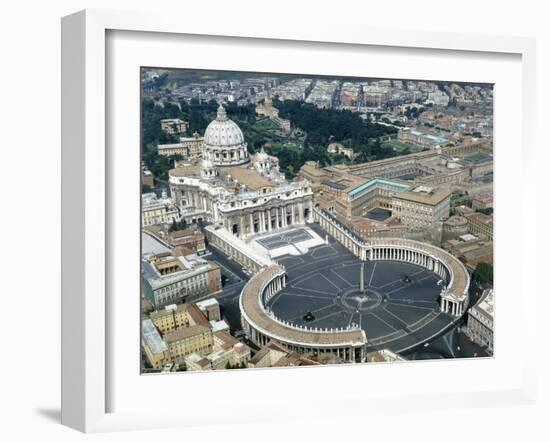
[303,311,315,322]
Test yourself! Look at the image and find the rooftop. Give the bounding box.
[141,319,167,354]
[466,212,493,226]
[348,178,411,199]
[164,324,211,344]
[393,186,451,206]
[473,289,494,321]
[142,253,214,291]
[195,298,219,309]
[142,231,172,256]
[209,319,230,333]
[444,215,468,226]
[149,303,189,321]
[241,265,367,347]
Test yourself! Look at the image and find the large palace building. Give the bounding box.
[169,105,314,238]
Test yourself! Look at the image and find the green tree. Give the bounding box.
[472,262,493,286]
[169,218,188,232]
[476,207,493,215]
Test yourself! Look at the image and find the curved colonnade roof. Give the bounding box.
[240,265,367,348]
[366,237,469,301]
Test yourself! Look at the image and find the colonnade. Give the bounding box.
[240,265,366,363]
[243,319,362,363]
[206,145,248,165]
[226,200,313,238]
[262,271,285,304]
[204,225,270,274]
[368,246,447,280]
[313,208,468,318]
[441,297,464,316]
[316,208,368,260]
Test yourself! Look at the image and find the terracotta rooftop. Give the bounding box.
[393,186,451,206]
[466,212,493,226]
[164,324,211,343]
[150,303,188,321]
[223,165,272,190]
[186,304,210,327]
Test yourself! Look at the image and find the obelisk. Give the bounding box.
[360,262,365,293]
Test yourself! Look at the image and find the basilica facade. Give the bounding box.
[169,105,314,238]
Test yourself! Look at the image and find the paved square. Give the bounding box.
[256,228,313,250]
[269,224,456,353]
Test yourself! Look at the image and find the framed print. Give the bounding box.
[61,9,538,433]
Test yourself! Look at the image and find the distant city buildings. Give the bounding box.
[339,82,361,107]
[363,84,391,108]
[427,90,450,107]
[398,128,448,149]
[306,79,339,109]
[271,78,312,101]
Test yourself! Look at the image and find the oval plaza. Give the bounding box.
[239,208,470,362]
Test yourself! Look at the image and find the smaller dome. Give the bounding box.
[256,147,268,161]
[201,158,214,169]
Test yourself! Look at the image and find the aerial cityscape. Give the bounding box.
[140,69,494,373]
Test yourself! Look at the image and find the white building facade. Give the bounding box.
[169,104,314,239]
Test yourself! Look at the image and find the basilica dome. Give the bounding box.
[203,104,249,166]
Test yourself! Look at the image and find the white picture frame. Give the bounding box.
[61,9,538,433]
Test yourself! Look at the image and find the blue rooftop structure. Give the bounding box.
[320,179,347,190]
[348,178,411,200]
[426,134,447,144]
[409,129,447,144]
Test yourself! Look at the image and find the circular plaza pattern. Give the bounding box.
[339,287,384,312]
[268,250,453,352]
[239,220,470,362]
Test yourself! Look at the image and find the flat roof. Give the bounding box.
[348,178,411,199]
[141,319,167,354]
[142,232,172,256]
[393,187,451,206]
[164,325,211,343]
[320,179,347,190]
[196,298,219,309]
[210,319,230,333]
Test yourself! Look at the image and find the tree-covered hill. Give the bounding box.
[141,97,399,181]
